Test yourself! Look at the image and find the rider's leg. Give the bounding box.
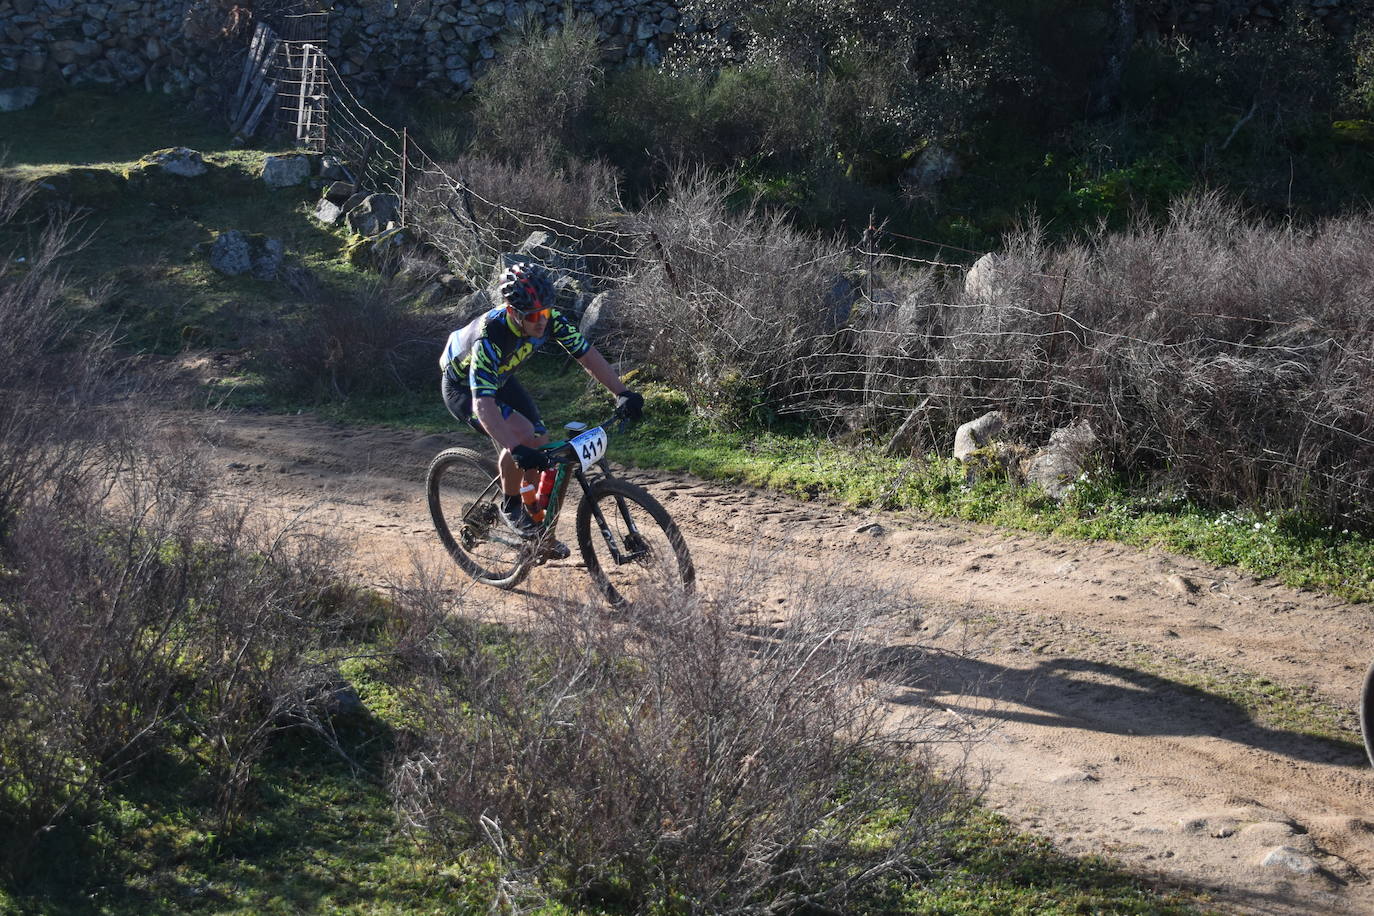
[494,412,548,495]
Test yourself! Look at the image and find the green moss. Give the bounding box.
[1332,119,1374,146]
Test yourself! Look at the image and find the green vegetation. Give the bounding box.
[6,25,1372,907]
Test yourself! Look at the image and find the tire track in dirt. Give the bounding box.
[195,408,1374,915]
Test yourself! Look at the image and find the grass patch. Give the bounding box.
[1,90,267,171]
[1127,652,1363,751]
[875,810,1205,915]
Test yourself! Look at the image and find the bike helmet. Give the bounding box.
[497,261,555,315]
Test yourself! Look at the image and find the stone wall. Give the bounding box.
[0,0,695,97]
[1,0,1369,97]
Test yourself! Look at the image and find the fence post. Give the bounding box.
[400,127,407,226]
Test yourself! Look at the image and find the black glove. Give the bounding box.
[511,444,549,470]
[616,389,644,421]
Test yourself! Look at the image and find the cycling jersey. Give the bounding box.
[439,306,591,397]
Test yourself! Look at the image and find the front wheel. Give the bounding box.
[427,447,529,590]
[576,477,695,609]
[1361,658,1374,768]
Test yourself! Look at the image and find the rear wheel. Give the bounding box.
[1361,659,1374,768]
[427,447,529,589]
[575,478,694,609]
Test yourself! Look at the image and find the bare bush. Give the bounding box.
[390,563,968,913]
[945,195,1374,522]
[408,146,624,290]
[616,169,857,427]
[255,276,447,401]
[0,173,372,870]
[606,173,1372,524]
[0,195,136,540]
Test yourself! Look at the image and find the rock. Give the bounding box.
[1026,419,1098,500]
[579,290,620,342]
[140,146,206,178]
[345,192,399,236]
[314,197,344,225]
[953,411,1005,460]
[323,179,355,203]
[320,155,352,182]
[261,153,312,189]
[209,230,284,280]
[105,47,145,81]
[1167,574,1201,596]
[513,230,590,287]
[902,142,961,193]
[0,87,40,111]
[552,273,584,319]
[349,226,411,275]
[964,252,1010,303]
[1259,846,1320,874]
[822,273,859,331]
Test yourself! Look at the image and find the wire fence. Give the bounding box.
[250,36,1374,524]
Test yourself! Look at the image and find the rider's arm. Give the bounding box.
[576,346,629,396]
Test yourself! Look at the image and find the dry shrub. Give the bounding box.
[616,169,855,427]
[390,564,968,913]
[605,171,1372,523]
[408,146,624,290]
[0,440,370,866]
[935,194,1374,522]
[0,194,136,539]
[0,173,370,872]
[256,274,447,400]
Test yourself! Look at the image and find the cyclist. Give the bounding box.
[439,261,643,540]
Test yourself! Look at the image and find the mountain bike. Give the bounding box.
[426,411,695,608]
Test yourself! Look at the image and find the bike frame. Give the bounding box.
[535,428,652,566]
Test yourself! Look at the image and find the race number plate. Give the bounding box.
[570,425,608,470]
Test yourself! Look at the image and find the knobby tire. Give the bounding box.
[575,477,694,609]
[427,446,530,590]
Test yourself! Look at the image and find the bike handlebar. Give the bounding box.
[539,408,636,465]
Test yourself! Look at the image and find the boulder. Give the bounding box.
[345,192,399,236]
[579,290,621,343]
[953,410,1004,460]
[320,155,353,182]
[964,252,1010,303]
[822,273,859,331]
[0,87,39,112]
[512,229,590,287]
[261,153,312,189]
[136,146,206,178]
[323,179,355,203]
[348,226,411,275]
[901,142,961,193]
[314,197,344,225]
[1025,419,1098,500]
[552,273,584,319]
[209,230,285,280]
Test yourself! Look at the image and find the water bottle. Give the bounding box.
[521,481,543,523]
[536,468,557,512]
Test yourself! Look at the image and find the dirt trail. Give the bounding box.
[196,405,1374,915]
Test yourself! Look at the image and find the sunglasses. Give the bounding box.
[516,306,551,321]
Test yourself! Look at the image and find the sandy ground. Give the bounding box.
[187,395,1374,915]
